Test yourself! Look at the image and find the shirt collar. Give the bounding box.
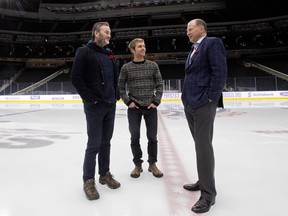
[194,35,206,48]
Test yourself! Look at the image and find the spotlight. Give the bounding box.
[25,45,33,56]
[65,45,75,56]
[53,45,62,56]
[252,34,264,47]
[9,45,15,56]
[38,45,46,57]
[235,35,246,47]
[172,38,176,50]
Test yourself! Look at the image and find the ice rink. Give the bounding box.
[0,100,288,216]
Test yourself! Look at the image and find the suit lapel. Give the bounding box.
[185,50,193,69]
[185,37,207,71]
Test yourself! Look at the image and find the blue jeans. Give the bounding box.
[127,107,158,166]
[83,102,116,182]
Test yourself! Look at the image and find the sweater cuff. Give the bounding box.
[152,101,159,106]
[126,100,133,106]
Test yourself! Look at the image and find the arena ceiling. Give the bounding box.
[0,0,287,65]
[0,0,95,12]
[0,0,286,20]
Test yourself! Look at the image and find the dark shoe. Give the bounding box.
[183,181,200,191]
[99,172,121,189]
[83,178,100,200]
[148,163,163,178]
[130,166,143,178]
[191,197,215,213]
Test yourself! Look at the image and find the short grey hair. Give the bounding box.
[193,18,207,32]
[91,22,110,40]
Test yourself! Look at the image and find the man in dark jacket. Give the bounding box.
[71,21,120,201]
[182,19,227,213]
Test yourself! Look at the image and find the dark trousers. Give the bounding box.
[184,102,217,202]
[83,102,116,182]
[127,107,158,166]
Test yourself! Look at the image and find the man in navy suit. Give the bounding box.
[181,19,227,213]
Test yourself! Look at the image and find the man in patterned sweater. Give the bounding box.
[118,38,164,178]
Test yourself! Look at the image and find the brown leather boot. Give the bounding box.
[83,178,100,200]
[130,166,143,178]
[99,172,121,189]
[148,163,163,178]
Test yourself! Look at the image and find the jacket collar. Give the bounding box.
[86,40,111,55]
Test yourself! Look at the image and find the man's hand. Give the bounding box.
[128,102,138,108]
[148,103,157,109]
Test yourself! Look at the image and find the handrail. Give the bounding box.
[243,60,288,81]
[0,68,24,93]
[12,67,69,95]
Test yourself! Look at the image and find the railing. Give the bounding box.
[0,76,287,95]
[225,77,288,91]
[163,77,288,92]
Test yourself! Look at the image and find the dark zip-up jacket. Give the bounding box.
[71,40,120,103]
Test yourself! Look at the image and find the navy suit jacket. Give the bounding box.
[181,36,227,109]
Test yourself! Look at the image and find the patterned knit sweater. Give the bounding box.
[118,60,163,107]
